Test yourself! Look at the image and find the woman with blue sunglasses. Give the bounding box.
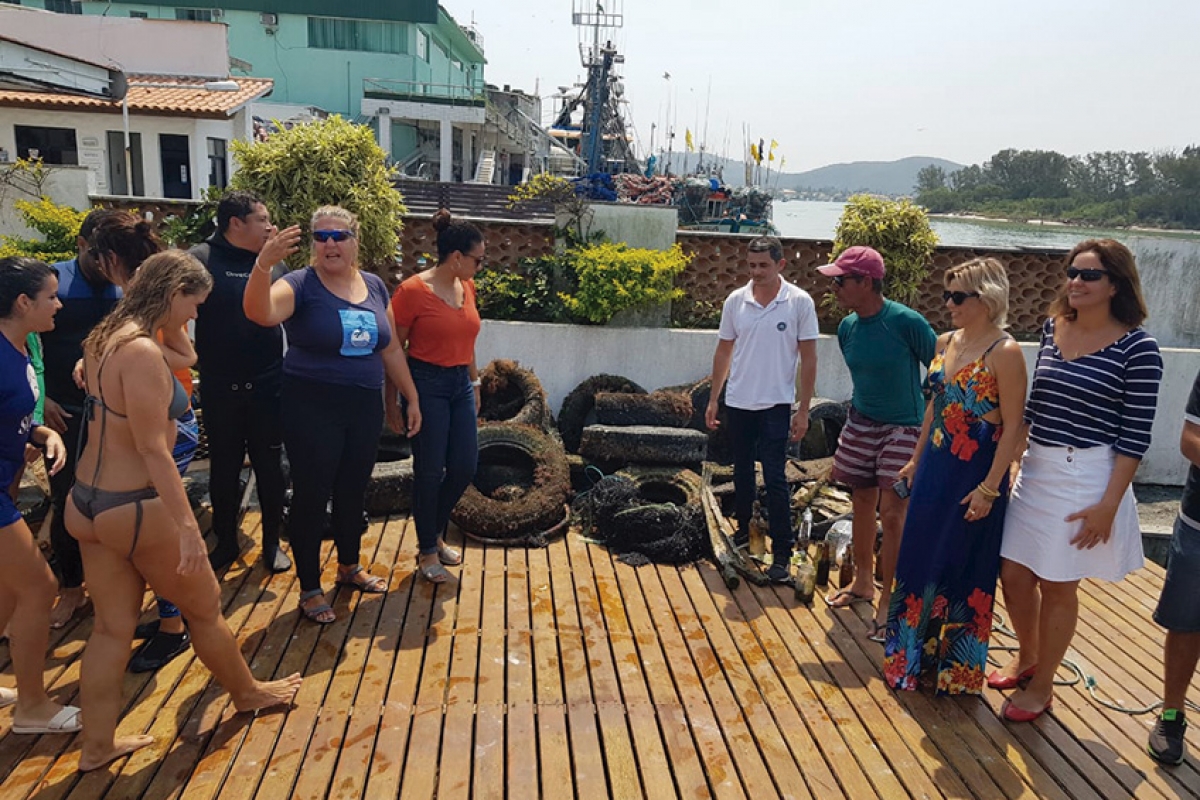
[993,239,1162,722]
[244,205,421,624]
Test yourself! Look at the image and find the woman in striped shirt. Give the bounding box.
[991,239,1163,722]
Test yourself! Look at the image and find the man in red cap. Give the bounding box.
[818,246,936,642]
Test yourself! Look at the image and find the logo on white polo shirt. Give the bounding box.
[776,321,787,331]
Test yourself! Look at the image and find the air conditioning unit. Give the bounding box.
[210,8,223,21]
[260,12,278,26]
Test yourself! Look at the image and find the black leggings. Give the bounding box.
[282,375,382,593]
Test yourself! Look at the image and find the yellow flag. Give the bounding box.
[769,150,776,161]
[749,143,759,162]
[685,128,695,152]
[770,139,780,152]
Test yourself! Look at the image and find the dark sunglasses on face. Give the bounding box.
[943,290,981,305]
[832,275,862,287]
[312,229,354,243]
[1066,266,1108,282]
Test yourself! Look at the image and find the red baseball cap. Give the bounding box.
[818,245,886,279]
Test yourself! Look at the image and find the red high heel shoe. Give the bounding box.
[1001,695,1053,722]
[986,663,1037,690]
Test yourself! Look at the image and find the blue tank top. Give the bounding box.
[0,334,38,494]
[280,267,392,390]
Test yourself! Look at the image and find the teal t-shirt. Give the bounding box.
[837,299,936,426]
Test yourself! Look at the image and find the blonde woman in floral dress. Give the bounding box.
[882,258,1027,694]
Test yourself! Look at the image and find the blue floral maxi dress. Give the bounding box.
[883,338,1009,695]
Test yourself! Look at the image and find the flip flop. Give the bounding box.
[12,705,82,735]
[0,687,16,709]
[419,561,452,584]
[824,589,873,609]
[867,620,887,643]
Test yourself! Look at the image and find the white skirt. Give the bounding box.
[1000,442,1143,582]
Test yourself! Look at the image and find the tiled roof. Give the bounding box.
[0,74,273,119]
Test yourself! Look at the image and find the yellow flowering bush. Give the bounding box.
[560,242,690,324]
[0,197,88,264]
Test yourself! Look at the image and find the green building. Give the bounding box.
[11,0,540,182]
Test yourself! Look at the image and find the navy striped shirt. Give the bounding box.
[1025,318,1162,458]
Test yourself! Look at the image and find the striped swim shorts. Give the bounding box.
[830,406,921,489]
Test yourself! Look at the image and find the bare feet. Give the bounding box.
[79,735,155,772]
[49,587,90,629]
[231,673,302,714]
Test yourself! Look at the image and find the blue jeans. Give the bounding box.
[727,404,794,560]
[408,359,478,555]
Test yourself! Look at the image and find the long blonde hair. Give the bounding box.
[83,250,212,361]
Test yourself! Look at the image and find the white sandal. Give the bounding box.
[12,704,82,735]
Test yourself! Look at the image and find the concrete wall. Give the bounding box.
[2,5,228,77]
[477,320,1197,487]
[0,164,90,238]
[1131,236,1200,348]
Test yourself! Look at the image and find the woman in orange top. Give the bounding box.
[389,210,483,583]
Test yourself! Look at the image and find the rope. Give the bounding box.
[989,611,1200,716]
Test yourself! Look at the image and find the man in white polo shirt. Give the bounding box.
[706,236,819,582]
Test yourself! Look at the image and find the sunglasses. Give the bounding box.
[312,229,355,243]
[832,275,863,287]
[943,290,981,305]
[1066,266,1109,282]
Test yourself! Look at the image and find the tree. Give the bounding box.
[915,164,947,195]
[229,116,406,271]
[832,195,938,306]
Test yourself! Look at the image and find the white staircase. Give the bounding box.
[473,149,497,184]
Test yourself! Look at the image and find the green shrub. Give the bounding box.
[0,197,87,264]
[158,186,222,248]
[559,242,690,324]
[229,116,406,271]
[476,255,567,322]
[833,194,938,306]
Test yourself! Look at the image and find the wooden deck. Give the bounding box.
[2,511,1199,799]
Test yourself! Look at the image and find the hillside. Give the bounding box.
[656,153,963,197]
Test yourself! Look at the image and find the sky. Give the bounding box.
[448,0,1200,172]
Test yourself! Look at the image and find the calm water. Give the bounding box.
[773,200,1200,250]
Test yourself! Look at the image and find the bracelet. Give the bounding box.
[471,378,481,388]
[254,260,272,274]
[975,482,1001,500]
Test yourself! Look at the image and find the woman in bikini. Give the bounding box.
[0,256,79,735]
[882,257,1027,695]
[67,251,301,771]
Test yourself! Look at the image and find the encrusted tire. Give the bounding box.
[478,359,554,431]
[579,424,708,467]
[687,377,732,463]
[364,458,413,516]
[594,390,693,428]
[557,374,646,453]
[451,423,571,546]
[792,398,850,460]
[578,467,706,564]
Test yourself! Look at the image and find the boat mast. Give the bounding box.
[572,1,628,176]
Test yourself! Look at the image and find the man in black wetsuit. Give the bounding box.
[191,191,290,573]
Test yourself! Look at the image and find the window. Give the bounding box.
[14,125,78,165]
[44,1,82,13]
[129,11,148,18]
[207,137,228,189]
[451,59,462,72]
[416,30,428,61]
[176,8,215,22]
[307,17,409,55]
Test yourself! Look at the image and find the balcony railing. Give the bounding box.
[363,79,485,107]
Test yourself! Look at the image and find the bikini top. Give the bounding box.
[85,335,191,424]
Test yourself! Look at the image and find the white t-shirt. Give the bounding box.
[718,279,819,411]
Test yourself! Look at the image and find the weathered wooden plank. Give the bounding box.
[525,547,571,800]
